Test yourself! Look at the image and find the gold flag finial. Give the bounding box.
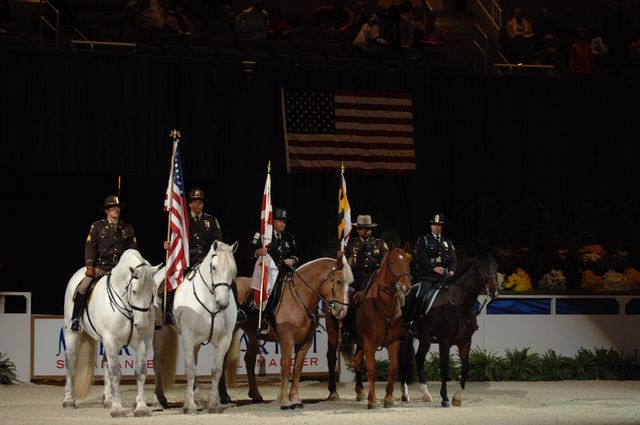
[341,161,345,174]
[169,129,181,141]
[267,160,271,174]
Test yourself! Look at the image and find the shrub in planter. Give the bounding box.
[504,347,542,381]
[0,353,17,384]
[469,348,507,381]
[540,349,575,381]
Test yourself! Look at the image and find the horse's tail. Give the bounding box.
[72,332,96,400]
[225,328,241,388]
[158,326,178,391]
[399,336,415,384]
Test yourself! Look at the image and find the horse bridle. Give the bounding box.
[107,263,155,317]
[377,256,412,298]
[290,265,347,319]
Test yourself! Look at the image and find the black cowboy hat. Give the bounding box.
[429,212,445,225]
[273,208,288,221]
[353,214,378,229]
[188,188,209,202]
[101,195,125,211]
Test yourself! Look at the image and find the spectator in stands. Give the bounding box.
[505,7,534,63]
[420,11,446,48]
[601,0,634,70]
[399,0,416,50]
[533,7,560,67]
[0,0,11,34]
[353,13,386,57]
[312,0,354,33]
[569,27,594,77]
[235,0,268,39]
[166,0,194,35]
[267,8,292,39]
[506,7,534,39]
[591,36,608,69]
[121,0,167,32]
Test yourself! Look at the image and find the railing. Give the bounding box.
[493,63,555,77]
[473,0,500,31]
[39,0,59,49]
[70,39,137,53]
[473,22,489,75]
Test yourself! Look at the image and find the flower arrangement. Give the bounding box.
[623,268,640,289]
[602,270,632,291]
[503,268,532,292]
[580,270,603,289]
[579,244,606,263]
[538,269,567,290]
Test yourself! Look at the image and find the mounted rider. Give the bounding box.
[341,214,388,343]
[403,212,457,334]
[246,207,299,334]
[70,195,137,332]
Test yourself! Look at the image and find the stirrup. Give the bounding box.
[259,320,270,335]
[70,318,81,332]
[405,320,418,335]
[341,331,351,347]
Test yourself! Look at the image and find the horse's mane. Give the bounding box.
[453,256,478,280]
[296,257,354,285]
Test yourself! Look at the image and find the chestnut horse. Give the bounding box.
[399,255,499,407]
[325,247,412,409]
[219,254,353,409]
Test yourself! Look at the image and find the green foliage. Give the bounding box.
[503,347,542,381]
[0,353,18,385]
[573,347,601,380]
[469,348,507,381]
[540,349,575,381]
[423,352,460,381]
[593,347,624,380]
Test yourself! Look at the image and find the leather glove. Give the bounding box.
[86,265,95,278]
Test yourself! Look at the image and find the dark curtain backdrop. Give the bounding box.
[1,48,639,314]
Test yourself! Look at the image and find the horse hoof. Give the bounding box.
[328,392,340,401]
[207,405,224,414]
[367,402,380,410]
[251,397,265,404]
[110,409,126,418]
[280,404,295,411]
[103,400,112,409]
[401,394,410,403]
[62,400,76,409]
[356,393,365,402]
[422,394,433,403]
[441,400,450,408]
[134,408,151,417]
[220,396,232,405]
[383,399,395,408]
[452,398,461,407]
[294,403,304,409]
[152,403,165,412]
[183,407,198,415]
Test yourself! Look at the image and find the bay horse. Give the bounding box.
[218,254,353,409]
[326,247,412,409]
[62,249,161,417]
[153,241,239,414]
[399,255,499,407]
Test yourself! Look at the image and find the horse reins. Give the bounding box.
[290,266,346,322]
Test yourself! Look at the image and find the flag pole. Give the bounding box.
[164,129,181,323]
[258,161,270,332]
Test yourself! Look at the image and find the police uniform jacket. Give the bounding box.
[411,233,457,283]
[249,231,299,272]
[85,219,137,271]
[345,236,388,289]
[190,212,222,264]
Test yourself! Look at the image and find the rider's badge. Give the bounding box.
[443,241,448,248]
[204,220,210,229]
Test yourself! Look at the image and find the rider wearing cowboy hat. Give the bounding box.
[70,195,137,332]
[403,212,457,334]
[341,214,388,345]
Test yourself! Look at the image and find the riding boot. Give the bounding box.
[260,277,283,334]
[403,284,422,335]
[164,289,176,325]
[231,283,248,324]
[70,292,87,332]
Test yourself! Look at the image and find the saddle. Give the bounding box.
[73,275,104,302]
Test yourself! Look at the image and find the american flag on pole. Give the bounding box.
[281,88,416,174]
[338,172,351,250]
[163,145,190,291]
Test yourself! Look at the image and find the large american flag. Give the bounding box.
[163,144,190,291]
[281,88,416,174]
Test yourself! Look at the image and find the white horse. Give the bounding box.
[62,249,161,417]
[153,240,238,414]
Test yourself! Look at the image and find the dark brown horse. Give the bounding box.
[219,254,353,409]
[399,255,499,407]
[325,247,412,409]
